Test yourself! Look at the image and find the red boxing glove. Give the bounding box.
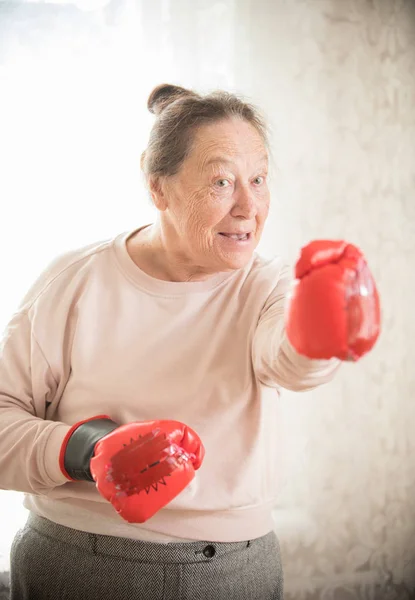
[60,417,204,523]
[90,421,204,523]
[91,420,204,523]
[285,240,381,361]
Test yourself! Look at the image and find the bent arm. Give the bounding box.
[0,311,70,494]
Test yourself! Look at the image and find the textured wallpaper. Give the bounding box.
[234,1,415,598]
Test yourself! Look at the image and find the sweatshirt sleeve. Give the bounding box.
[0,308,71,494]
[0,243,84,498]
[252,265,340,391]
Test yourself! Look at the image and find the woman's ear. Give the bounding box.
[148,176,168,211]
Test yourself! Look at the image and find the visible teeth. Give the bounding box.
[224,233,248,240]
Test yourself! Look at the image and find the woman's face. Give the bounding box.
[155,117,270,273]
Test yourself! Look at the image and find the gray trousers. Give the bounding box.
[10,513,284,600]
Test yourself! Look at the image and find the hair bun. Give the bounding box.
[147,83,197,116]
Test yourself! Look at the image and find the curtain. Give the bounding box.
[0,1,414,598]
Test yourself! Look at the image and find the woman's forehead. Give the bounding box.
[189,119,267,168]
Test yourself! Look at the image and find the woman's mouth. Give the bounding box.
[218,232,251,241]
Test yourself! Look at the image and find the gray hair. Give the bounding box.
[141,83,269,179]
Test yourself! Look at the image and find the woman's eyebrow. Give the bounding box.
[203,154,268,169]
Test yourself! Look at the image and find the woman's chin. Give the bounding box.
[206,236,257,272]
[216,250,254,271]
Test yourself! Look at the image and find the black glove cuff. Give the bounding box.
[64,418,119,482]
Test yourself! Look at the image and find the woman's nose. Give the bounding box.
[231,186,257,219]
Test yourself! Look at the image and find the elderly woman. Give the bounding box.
[1,84,380,600]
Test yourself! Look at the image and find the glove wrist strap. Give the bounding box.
[60,416,118,482]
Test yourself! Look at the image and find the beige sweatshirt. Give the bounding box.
[0,227,339,543]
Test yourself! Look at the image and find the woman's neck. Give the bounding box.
[126,222,219,283]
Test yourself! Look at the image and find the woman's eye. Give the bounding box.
[253,176,265,185]
[216,179,231,188]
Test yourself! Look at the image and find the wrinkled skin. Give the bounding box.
[128,118,270,281]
